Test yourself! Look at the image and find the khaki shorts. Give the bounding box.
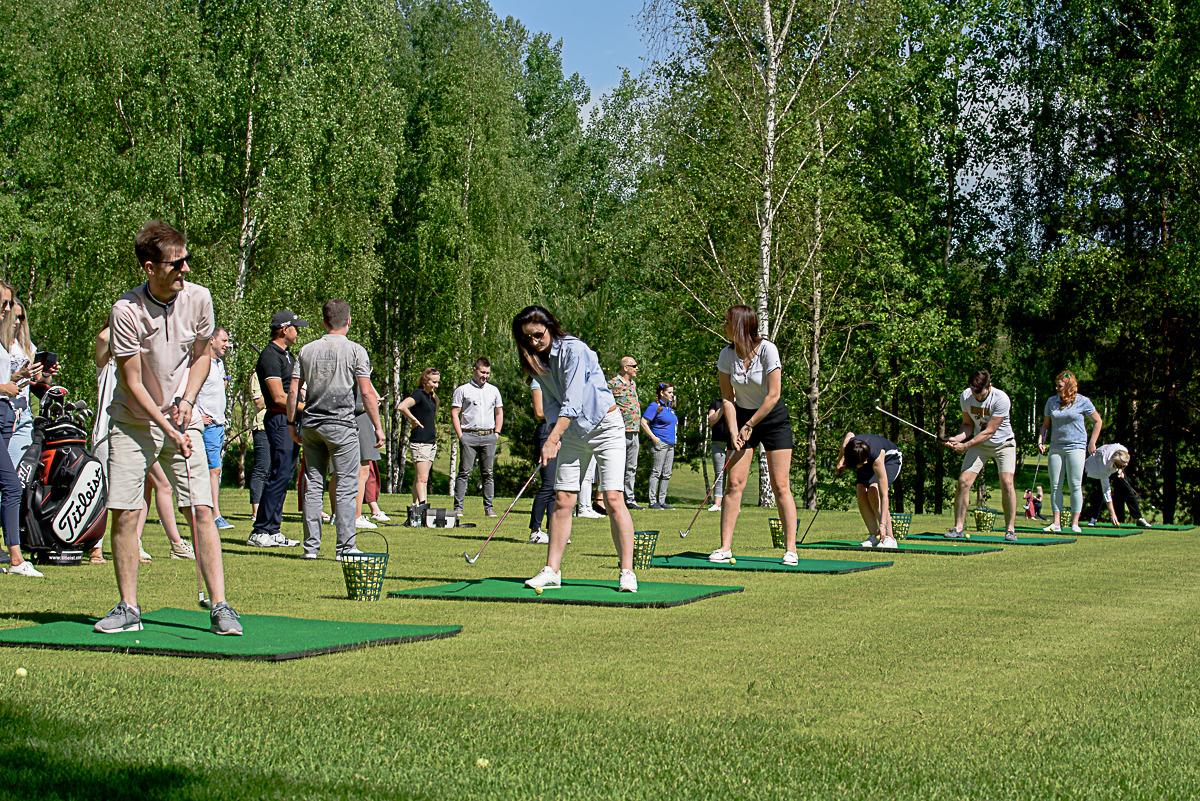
[408,442,437,463]
[107,418,214,510]
[961,438,1017,476]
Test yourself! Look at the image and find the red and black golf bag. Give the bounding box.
[18,388,108,563]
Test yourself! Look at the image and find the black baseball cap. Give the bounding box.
[270,310,309,330]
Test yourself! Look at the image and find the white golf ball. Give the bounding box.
[476,758,489,768]
[15,667,27,677]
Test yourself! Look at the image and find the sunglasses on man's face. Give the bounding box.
[160,253,191,270]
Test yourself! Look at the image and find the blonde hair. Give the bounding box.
[11,300,32,360]
[1113,447,1130,468]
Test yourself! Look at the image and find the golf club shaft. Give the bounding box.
[680,459,728,538]
[174,399,209,607]
[465,465,541,564]
[873,405,942,442]
[799,507,819,546]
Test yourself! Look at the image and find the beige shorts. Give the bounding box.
[107,418,214,510]
[961,438,1017,476]
[408,442,437,463]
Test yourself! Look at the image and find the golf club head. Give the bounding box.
[198,596,211,609]
[464,551,479,564]
[679,528,688,538]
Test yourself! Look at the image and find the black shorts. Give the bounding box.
[733,402,793,452]
[856,453,902,488]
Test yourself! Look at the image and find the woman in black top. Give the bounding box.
[398,368,440,504]
[836,430,903,549]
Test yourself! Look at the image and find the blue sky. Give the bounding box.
[488,0,649,101]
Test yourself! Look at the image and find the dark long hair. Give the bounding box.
[512,305,570,377]
[726,305,762,359]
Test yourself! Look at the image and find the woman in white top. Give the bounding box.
[0,285,42,576]
[711,305,798,565]
[7,299,38,468]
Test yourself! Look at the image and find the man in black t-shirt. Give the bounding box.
[248,310,307,548]
[837,430,903,549]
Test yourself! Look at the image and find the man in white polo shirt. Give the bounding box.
[451,357,504,517]
[944,368,1019,542]
[94,220,241,636]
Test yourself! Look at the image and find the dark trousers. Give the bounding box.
[529,421,557,531]
[249,428,270,506]
[0,404,20,548]
[253,411,298,536]
[1082,475,1144,522]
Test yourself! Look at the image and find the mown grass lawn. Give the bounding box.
[4,487,1200,799]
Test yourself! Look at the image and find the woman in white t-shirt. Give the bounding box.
[710,305,798,565]
[6,299,38,468]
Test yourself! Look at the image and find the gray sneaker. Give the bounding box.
[944,528,965,539]
[95,602,142,634]
[210,602,243,636]
[1005,531,1018,543]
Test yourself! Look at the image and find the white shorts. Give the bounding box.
[554,409,626,494]
[107,417,213,510]
[962,438,1017,476]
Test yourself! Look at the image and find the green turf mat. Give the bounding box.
[650,551,892,574]
[1114,523,1193,531]
[908,533,1075,546]
[388,577,742,608]
[0,608,461,661]
[994,525,1141,537]
[797,540,1002,555]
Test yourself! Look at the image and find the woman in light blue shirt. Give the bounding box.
[1037,370,1102,533]
[512,306,638,593]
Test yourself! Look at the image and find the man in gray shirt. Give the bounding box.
[287,299,383,559]
[451,357,504,517]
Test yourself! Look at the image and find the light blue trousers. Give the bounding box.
[1048,447,1085,514]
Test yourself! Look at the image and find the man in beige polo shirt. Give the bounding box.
[94,220,242,637]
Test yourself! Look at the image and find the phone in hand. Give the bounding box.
[34,350,58,371]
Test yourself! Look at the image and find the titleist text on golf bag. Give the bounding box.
[19,415,108,556]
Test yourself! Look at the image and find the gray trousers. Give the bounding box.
[302,423,360,555]
[711,443,727,500]
[624,432,639,501]
[454,431,497,511]
[648,441,675,505]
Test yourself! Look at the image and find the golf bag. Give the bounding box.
[424,507,456,528]
[18,393,108,562]
[406,501,429,527]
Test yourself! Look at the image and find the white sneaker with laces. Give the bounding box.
[170,540,196,560]
[879,536,898,549]
[618,569,638,592]
[1138,518,1152,528]
[576,506,604,519]
[355,516,378,529]
[525,566,561,589]
[1068,524,1082,533]
[782,551,798,566]
[247,531,278,547]
[1043,523,1062,533]
[271,532,300,547]
[707,504,721,512]
[9,560,44,578]
[528,530,549,544]
[861,535,879,548]
[371,511,391,523]
[708,548,732,563]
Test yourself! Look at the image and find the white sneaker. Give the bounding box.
[328,515,337,528]
[371,511,391,523]
[138,540,153,561]
[170,540,195,560]
[879,536,898,549]
[525,566,561,589]
[618,569,638,593]
[1138,518,1152,528]
[707,504,721,512]
[528,530,549,544]
[708,548,732,563]
[861,535,879,548]
[302,552,317,560]
[355,516,378,529]
[1068,524,1082,533]
[271,532,300,547]
[1042,524,1061,533]
[9,560,44,578]
[576,506,604,519]
[246,531,279,547]
[781,551,798,566]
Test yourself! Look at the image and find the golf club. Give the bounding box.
[679,458,729,538]
[873,399,944,442]
[1025,449,1043,518]
[464,465,541,565]
[798,506,820,546]
[176,399,210,608]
